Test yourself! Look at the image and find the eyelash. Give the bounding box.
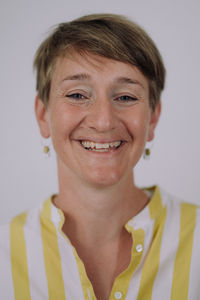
[66,93,86,100]
[116,95,137,102]
[66,93,138,102]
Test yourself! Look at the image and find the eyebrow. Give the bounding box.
[61,73,90,82]
[61,73,145,89]
[116,77,145,89]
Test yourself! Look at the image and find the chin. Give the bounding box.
[82,168,125,188]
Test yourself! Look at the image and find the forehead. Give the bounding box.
[52,50,149,89]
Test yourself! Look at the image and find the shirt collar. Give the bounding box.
[40,185,163,232]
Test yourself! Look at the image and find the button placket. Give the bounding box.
[110,227,145,300]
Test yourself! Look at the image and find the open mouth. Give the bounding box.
[79,140,124,152]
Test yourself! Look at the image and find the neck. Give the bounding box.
[54,164,148,247]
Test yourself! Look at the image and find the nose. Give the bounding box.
[85,97,117,132]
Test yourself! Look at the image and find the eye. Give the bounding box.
[116,95,138,102]
[66,93,86,100]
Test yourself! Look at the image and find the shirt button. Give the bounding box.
[136,244,143,253]
[114,291,122,299]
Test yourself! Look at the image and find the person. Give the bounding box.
[0,13,199,300]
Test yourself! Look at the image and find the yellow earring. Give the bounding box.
[143,148,151,160]
[43,145,50,154]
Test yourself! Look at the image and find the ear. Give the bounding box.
[147,101,161,142]
[35,95,51,138]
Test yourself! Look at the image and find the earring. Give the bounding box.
[143,141,153,160]
[43,145,50,155]
[41,138,51,157]
[143,148,151,160]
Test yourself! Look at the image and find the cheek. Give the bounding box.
[126,108,150,139]
[49,103,84,139]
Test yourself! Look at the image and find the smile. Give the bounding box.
[80,140,123,152]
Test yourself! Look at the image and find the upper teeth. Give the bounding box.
[81,141,121,149]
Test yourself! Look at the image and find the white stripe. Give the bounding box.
[151,195,181,299]
[0,224,15,299]
[24,205,49,300]
[51,205,85,300]
[126,205,155,299]
[87,288,92,300]
[188,207,200,299]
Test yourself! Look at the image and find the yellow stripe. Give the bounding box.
[137,191,167,299]
[148,186,163,220]
[40,200,66,300]
[171,203,196,300]
[10,212,31,300]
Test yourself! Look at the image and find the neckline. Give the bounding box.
[41,185,162,232]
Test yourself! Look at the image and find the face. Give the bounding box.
[35,52,161,188]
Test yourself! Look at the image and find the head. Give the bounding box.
[33,13,165,111]
[34,14,165,187]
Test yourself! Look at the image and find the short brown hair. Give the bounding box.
[33,13,166,110]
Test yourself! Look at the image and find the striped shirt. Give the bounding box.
[0,186,200,300]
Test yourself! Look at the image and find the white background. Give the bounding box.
[0,0,199,224]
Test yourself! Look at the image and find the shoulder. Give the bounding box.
[0,201,45,248]
[159,186,199,211]
[159,186,200,227]
[158,187,200,253]
[0,196,57,246]
[145,185,200,234]
[0,211,28,254]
